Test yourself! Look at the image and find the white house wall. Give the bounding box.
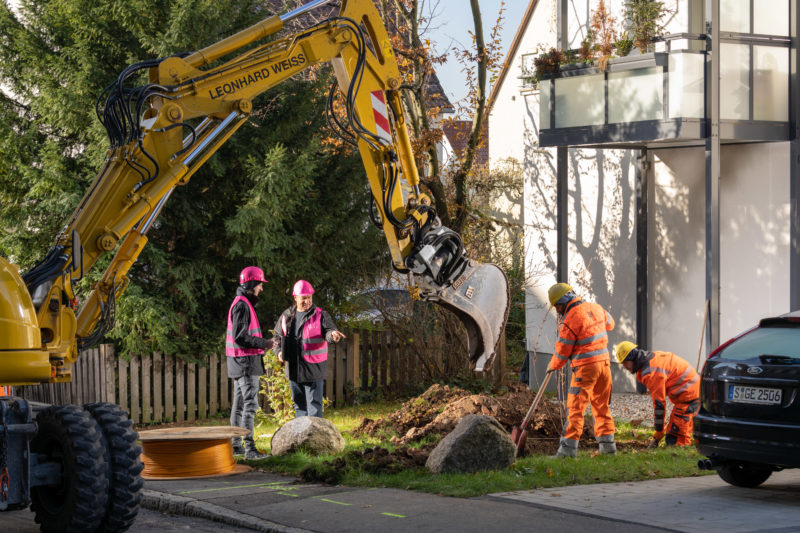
[650,143,790,365]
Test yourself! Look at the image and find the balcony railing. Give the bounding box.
[534,33,790,148]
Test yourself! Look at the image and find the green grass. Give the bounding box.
[245,402,714,497]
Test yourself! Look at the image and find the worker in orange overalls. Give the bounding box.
[546,283,616,457]
[616,341,700,446]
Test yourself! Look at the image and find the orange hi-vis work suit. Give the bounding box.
[550,298,616,448]
[635,350,700,446]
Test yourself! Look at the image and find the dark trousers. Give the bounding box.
[290,380,324,417]
[230,375,260,450]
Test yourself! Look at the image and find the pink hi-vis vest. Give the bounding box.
[281,307,328,364]
[226,296,264,357]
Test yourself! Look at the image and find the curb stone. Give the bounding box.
[141,489,314,533]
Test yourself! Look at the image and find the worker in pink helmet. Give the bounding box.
[274,280,345,417]
[226,266,276,459]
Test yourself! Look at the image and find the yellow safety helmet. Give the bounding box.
[548,283,573,307]
[615,341,637,363]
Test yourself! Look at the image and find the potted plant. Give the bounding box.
[590,0,617,71]
[624,0,667,53]
[615,33,635,57]
[533,47,567,79]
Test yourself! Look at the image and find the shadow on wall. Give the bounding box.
[649,148,702,336]
[522,94,637,338]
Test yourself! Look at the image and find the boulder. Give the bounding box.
[425,414,516,474]
[271,416,345,456]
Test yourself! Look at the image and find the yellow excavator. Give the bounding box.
[0,0,509,529]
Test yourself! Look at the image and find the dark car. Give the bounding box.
[694,310,800,487]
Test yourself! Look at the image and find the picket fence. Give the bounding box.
[17,329,440,425]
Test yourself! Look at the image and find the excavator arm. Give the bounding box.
[0,0,509,387]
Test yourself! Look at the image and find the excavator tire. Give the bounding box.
[85,402,144,532]
[30,404,108,532]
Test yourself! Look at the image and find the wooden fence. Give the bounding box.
[16,329,442,424]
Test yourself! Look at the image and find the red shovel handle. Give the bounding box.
[519,370,554,431]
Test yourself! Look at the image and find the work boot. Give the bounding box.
[244,448,269,460]
[231,438,244,456]
[597,434,617,455]
[552,437,578,458]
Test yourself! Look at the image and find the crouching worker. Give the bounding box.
[546,283,617,458]
[615,341,700,446]
[227,266,276,460]
[275,280,345,418]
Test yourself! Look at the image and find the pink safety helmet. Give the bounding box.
[239,266,268,284]
[292,279,314,296]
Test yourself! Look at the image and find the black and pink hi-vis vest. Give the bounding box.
[225,296,264,357]
[281,307,328,364]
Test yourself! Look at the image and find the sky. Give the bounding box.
[423,1,529,105]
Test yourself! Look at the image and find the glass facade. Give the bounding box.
[720,43,750,120]
[754,0,789,35]
[608,67,663,123]
[539,81,551,130]
[554,74,604,128]
[669,53,705,119]
[720,0,750,32]
[753,45,789,121]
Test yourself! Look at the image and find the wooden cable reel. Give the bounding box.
[138,426,252,479]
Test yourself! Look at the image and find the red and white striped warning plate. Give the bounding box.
[370,90,392,143]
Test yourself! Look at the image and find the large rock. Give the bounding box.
[426,414,516,474]
[271,417,345,456]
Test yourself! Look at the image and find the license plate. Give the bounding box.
[728,385,782,405]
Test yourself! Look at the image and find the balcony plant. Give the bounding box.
[625,0,667,53]
[590,0,618,71]
[533,47,567,79]
[615,33,635,57]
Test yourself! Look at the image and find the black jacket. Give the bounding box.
[274,304,339,383]
[226,287,275,378]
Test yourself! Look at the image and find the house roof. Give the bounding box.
[425,73,455,113]
[442,120,489,167]
[487,0,540,112]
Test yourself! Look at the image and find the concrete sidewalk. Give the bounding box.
[142,468,800,533]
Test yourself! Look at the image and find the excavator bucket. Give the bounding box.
[415,260,509,372]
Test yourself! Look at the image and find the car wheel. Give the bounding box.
[717,461,773,488]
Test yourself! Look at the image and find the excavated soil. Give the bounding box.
[302,384,652,484]
[354,382,578,455]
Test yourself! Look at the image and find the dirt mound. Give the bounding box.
[354,383,473,437]
[355,383,580,455]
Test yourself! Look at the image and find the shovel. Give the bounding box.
[511,369,554,455]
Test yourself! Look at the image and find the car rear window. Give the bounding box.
[718,326,800,361]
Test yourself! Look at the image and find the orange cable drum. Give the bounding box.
[138,426,252,479]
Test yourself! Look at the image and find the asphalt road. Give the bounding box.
[0,506,258,533]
